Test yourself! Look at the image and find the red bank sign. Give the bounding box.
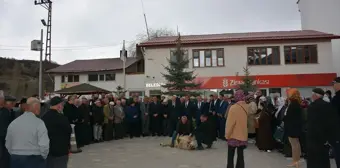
[195,73,336,89]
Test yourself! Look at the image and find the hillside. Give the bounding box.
[0,57,59,98]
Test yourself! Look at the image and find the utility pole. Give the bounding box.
[30,30,44,100]
[39,29,44,100]
[35,0,52,62]
[140,0,150,40]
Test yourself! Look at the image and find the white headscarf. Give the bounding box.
[323,95,330,102]
[275,97,286,118]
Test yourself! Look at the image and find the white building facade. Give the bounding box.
[138,30,339,98]
[49,30,339,98]
[48,57,146,97]
[298,0,340,75]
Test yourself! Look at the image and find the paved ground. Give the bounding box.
[68,137,336,168]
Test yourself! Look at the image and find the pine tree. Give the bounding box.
[113,85,127,98]
[161,34,201,97]
[238,66,256,93]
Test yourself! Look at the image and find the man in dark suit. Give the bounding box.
[169,96,181,135]
[209,94,220,140]
[149,96,162,136]
[217,95,229,140]
[195,96,205,127]
[183,95,195,121]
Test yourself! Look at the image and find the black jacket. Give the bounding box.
[79,104,91,123]
[284,100,303,138]
[92,105,104,124]
[149,102,162,116]
[195,120,213,143]
[176,121,192,135]
[42,109,72,157]
[332,91,340,121]
[307,98,340,145]
[169,100,181,121]
[183,101,195,119]
[63,102,79,124]
[0,107,11,141]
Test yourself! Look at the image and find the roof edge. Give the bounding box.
[138,35,340,47]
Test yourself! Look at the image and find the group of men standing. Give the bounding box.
[0,94,71,168]
[0,91,236,167]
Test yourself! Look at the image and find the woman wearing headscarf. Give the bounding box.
[284,88,303,167]
[225,90,249,168]
[256,96,275,152]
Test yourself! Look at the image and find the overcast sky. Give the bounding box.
[0,0,301,64]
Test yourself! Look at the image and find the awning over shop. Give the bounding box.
[54,83,111,95]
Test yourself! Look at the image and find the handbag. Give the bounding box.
[274,125,285,143]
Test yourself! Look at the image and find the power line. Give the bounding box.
[0,40,133,49]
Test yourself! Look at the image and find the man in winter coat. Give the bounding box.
[306,88,340,168]
[331,77,340,168]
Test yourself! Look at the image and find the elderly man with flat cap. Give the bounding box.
[42,96,72,168]
[306,88,340,168]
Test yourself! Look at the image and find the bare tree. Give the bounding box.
[128,27,176,57]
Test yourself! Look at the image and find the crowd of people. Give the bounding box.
[0,77,339,168]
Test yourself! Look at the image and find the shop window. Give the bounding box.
[192,49,224,68]
[247,46,280,65]
[170,50,189,68]
[284,45,318,64]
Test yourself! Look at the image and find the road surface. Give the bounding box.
[68,136,336,168]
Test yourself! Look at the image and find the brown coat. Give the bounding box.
[103,104,113,124]
[256,109,275,150]
[247,101,257,134]
[225,101,249,141]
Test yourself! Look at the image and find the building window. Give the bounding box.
[61,75,65,83]
[170,50,189,68]
[284,45,317,64]
[89,73,116,82]
[247,47,280,65]
[88,74,98,82]
[67,75,79,82]
[105,74,116,81]
[99,74,105,81]
[193,49,224,68]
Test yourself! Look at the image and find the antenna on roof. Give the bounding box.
[140,0,150,40]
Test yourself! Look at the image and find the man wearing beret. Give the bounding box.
[42,96,72,168]
[306,88,340,168]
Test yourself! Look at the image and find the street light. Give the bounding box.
[30,20,46,100]
[41,19,47,26]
